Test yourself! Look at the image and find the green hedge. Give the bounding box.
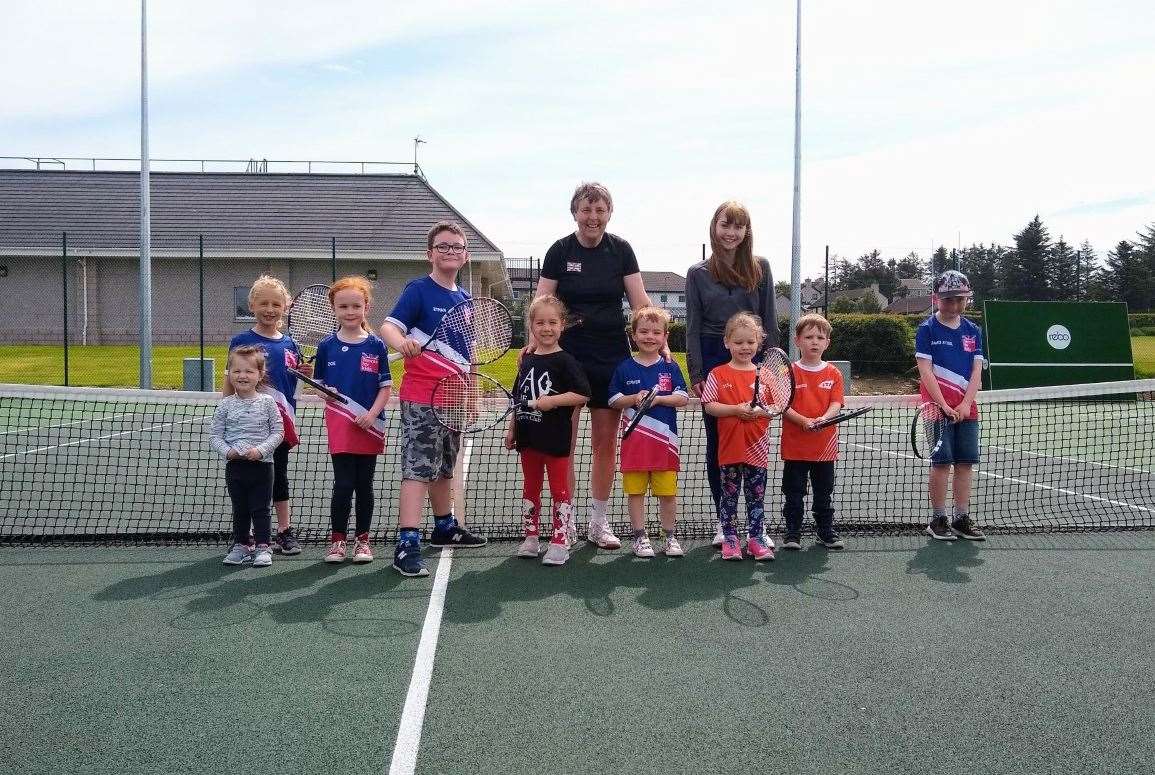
[826,314,915,374]
[1130,313,1155,329]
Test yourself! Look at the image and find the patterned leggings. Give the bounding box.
[520,448,572,545]
[717,463,767,540]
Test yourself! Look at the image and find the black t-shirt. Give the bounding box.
[513,351,591,457]
[541,232,639,362]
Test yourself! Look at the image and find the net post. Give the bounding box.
[198,235,206,390]
[62,231,69,386]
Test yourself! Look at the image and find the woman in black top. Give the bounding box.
[532,182,654,550]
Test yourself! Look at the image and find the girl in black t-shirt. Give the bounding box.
[505,295,591,566]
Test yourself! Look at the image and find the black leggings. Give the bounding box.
[331,453,377,537]
[225,460,273,545]
[272,441,291,503]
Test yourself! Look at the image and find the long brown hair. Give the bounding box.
[707,200,762,291]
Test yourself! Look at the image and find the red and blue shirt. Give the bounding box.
[915,314,985,420]
[314,332,391,454]
[385,276,470,405]
[608,357,687,473]
[228,329,302,447]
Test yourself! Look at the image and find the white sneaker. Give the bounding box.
[663,536,684,557]
[587,518,621,550]
[542,541,569,566]
[251,544,273,567]
[712,523,725,548]
[517,535,541,558]
[632,535,655,558]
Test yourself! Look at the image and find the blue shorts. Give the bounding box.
[931,419,980,466]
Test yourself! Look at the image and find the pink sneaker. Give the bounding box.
[747,536,776,561]
[721,537,744,561]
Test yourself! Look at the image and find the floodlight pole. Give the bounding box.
[139,0,153,388]
[789,0,802,359]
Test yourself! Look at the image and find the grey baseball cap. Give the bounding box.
[933,270,973,298]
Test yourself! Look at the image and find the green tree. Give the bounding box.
[958,243,1002,303]
[1048,238,1079,301]
[1004,215,1053,300]
[1097,240,1150,310]
[1074,240,1098,301]
[1136,223,1155,311]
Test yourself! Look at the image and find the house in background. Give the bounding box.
[623,271,688,321]
[885,295,933,315]
[0,162,507,344]
[895,277,930,297]
[830,282,888,311]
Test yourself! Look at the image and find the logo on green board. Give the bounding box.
[1046,324,1072,350]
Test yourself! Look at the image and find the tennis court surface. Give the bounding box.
[1,380,1153,773]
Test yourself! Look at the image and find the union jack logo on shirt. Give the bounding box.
[360,354,379,373]
[962,335,977,353]
[566,261,582,273]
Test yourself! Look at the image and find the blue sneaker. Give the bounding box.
[392,544,430,577]
[429,519,487,548]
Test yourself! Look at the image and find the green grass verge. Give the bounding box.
[1133,336,1155,378]
[0,344,695,391]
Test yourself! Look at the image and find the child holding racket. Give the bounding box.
[225,275,307,556]
[915,270,987,541]
[780,313,845,550]
[608,306,689,558]
[701,312,776,561]
[380,221,488,578]
[314,276,392,564]
[503,295,590,565]
[211,345,284,567]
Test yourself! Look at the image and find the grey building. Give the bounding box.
[0,167,507,344]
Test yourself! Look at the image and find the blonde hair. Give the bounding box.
[630,305,671,333]
[527,294,567,324]
[328,276,374,333]
[248,275,292,330]
[794,313,832,338]
[707,201,762,292]
[226,344,269,387]
[723,311,765,342]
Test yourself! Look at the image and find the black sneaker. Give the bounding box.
[816,534,845,550]
[274,527,302,555]
[781,535,802,550]
[925,516,957,541]
[392,544,429,577]
[429,520,487,548]
[951,515,986,541]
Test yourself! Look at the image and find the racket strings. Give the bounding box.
[433,374,510,434]
[759,352,794,414]
[288,288,337,352]
[440,300,513,365]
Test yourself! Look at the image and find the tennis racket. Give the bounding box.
[388,297,512,366]
[289,368,386,438]
[750,347,794,417]
[621,384,659,440]
[431,372,530,434]
[286,284,337,363]
[911,402,948,460]
[811,406,871,430]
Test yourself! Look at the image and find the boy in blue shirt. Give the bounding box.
[915,270,987,541]
[608,306,689,557]
[380,221,487,577]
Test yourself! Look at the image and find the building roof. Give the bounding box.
[897,277,929,292]
[0,170,502,258]
[886,294,933,314]
[640,271,686,293]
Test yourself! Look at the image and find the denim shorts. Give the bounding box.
[930,419,980,465]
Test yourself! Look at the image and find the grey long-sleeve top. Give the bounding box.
[209,393,284,462]
[685,257,778,385]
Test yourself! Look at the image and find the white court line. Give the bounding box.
[387,438,471,775]
[986,443,1151,476]
[1,417,206,460]
[849,442,1153,514]
[0,412,133,436]
[388,548,453,775]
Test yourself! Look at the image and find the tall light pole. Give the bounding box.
[139,0,153,388]
[789,0,802,359]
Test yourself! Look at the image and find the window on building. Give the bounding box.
[677,294,685,303]
[660,294,667,303]
[234,287,255,321]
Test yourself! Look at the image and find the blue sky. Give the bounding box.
[4,1,1154,281]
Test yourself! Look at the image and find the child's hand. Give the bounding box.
[942,403,963,423]
[632,389,650,407]
[802,416,819,430]
[954,399,972,421]
[397,338,422,358]
[296,362,313,378]
[533,395,552,412]
[354,412,376,429]
[736,401,758,421]
[244,448,263,461]
[226,448,240,460]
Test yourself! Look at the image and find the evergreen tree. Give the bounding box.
[1098,240,1150,310]
[1048,238,1078,301]
[1074,240,1098,301]
[1004,215,1053,300]
[893,252,925,282]
[1136,223,1155,311]
[958,243,999,303]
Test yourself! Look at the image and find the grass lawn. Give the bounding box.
[1133,335,1155,378]
[0,344,695,391]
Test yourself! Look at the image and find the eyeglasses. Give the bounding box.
[432,243,467,255]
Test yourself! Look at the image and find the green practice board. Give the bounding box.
[983,301,1134,389]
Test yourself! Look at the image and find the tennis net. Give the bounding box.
[1,379,1153,543]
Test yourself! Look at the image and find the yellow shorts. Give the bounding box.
[622,470,678,497]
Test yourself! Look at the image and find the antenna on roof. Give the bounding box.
[413,136,426,177]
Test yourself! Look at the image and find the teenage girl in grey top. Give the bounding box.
[685,201,777,542]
